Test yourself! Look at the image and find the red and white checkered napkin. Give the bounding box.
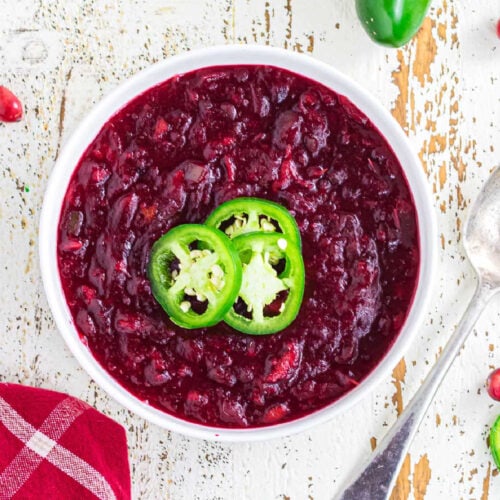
[0,383,131,500]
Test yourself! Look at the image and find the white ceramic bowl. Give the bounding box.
[39,45,437,441]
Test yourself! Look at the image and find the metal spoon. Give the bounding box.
[337,168,500,500]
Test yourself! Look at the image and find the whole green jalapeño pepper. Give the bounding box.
[224,232,305,335]
[356,0,432,48]
[148,224,242,329]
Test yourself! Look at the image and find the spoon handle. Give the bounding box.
[336,281,497,500]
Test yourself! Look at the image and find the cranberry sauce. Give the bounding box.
[57,65,419,428]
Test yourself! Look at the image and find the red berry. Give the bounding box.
[497,19,500,39]
[487,368,500,400]
[0,86,23,122]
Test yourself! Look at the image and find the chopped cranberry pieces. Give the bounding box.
[57,65,419,428]
[0,86,23,122]
[261,403,290,424]
[218,397,248,426]
[264,341,302,383]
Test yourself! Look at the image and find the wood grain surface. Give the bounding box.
[1,1,500,499]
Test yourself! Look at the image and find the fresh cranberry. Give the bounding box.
[487,368,500,401]
[0,86,23,122]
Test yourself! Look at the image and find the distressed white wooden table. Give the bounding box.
[1,1,500,498]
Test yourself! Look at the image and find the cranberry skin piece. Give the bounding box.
[0,86,23,122]
[488,369,500,401]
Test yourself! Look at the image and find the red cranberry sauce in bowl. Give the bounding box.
[56,64,419,429]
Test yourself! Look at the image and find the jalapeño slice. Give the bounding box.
[148,224,242,329]
[224,232,305,335]
[205,197,301,247]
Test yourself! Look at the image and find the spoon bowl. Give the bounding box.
[464,168,500,285]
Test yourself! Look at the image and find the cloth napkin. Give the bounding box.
[0,383,131,500]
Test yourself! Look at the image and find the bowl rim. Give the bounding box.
[39,44,437,442]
